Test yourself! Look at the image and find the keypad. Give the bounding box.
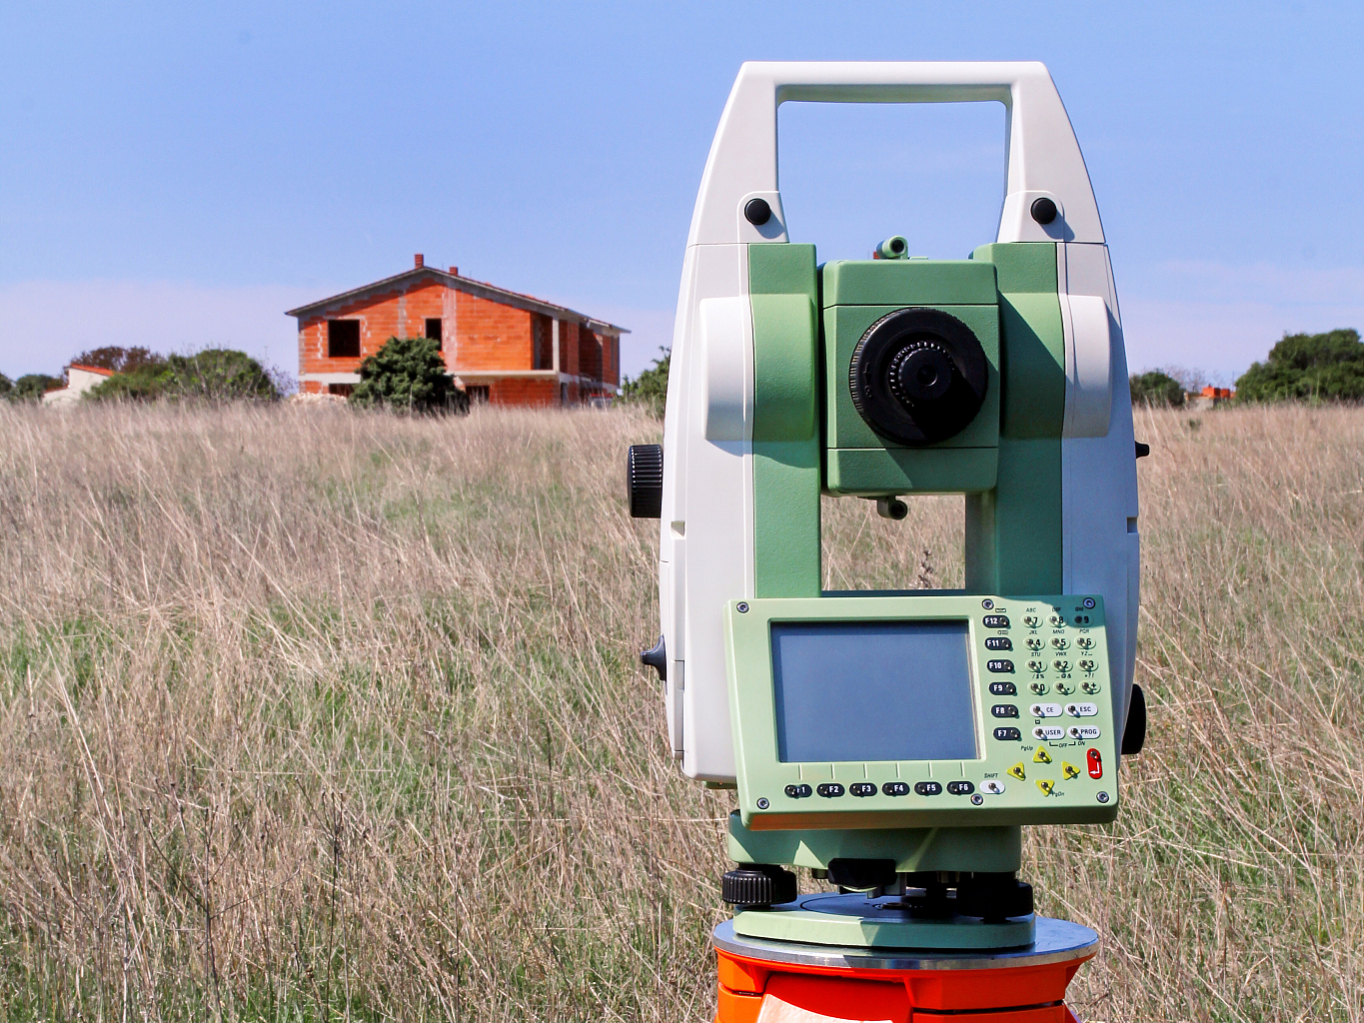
[849,782,877,797]
[1034,725,1065,740]
[946,780,974,795]
[1030,681,1049,695]
[816,783,845,798]
[1065,702,1098,717]
[882,781,910,796]
[1030,703,1063,718]
[991,704,1019,718]
[983,614,1010,629]
[784,783,812,799]
[982,780,1006,795]
[914,781,943,796]
[993,727,1022,741]
[1067,725,1101,740]
[1023,615,1040,628]
[985,637,1012,651]
[987,659,1015,673]
[989,681,1017,696]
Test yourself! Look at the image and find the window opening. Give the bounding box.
[533,317,553,370]
[327,320,361,359]
[425,318,443,350]
[328,383,354,398]
[465,385,490,404]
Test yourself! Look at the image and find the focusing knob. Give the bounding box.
[888,342,956,407]
[722,865,797,907]
[849,307,989,446]
[626,444,663,518]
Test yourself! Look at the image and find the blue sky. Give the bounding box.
[1,2,1360,385]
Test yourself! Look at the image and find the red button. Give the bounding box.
[1086,748,1103,779]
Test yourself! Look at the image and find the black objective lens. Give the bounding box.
[848,308,989,446]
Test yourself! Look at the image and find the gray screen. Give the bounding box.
[771,620,977,763]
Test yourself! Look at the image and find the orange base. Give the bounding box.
[715,945,1091,1023]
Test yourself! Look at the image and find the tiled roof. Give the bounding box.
[285,267,628,334]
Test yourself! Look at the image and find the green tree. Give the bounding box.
[350,336,459,413]
[68,345,164,376]
[1129,370,1186,408]
[0,373,11,399]
[10,373,62,402]
[87,348,281,403]
[620,347,670,416]
[1235,328,1364,403]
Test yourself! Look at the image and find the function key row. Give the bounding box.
[782,780,976,799]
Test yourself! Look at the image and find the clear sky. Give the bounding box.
[1,2,1360,386]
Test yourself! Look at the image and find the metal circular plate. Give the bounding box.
[713,915,1098,972]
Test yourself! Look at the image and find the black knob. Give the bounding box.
[890,343,955,405]
[1030,197,1058,225]
[722,865,797,906]
[956,874,1034,921]
[1122,683,1147,755]
[848,307,989,446]
[626,444,663,518]
[640,635,666,682]
[743,198,771,226]
[827,858,897,890]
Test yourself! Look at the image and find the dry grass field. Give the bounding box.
[0,400,1358,1022]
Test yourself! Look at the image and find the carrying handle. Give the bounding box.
[686,61,1104,248]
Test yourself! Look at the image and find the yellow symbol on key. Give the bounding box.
[1033,747,1053,764]
[1061,761,1081,781]
[1007,762,1027,781]
[1036,779,1055,796]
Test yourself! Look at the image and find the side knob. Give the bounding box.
[626,444,663,518]
[722,865,797,907]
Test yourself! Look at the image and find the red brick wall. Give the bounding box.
[297,278,448,381]
[490,378,558,407]
[454,291,534,372]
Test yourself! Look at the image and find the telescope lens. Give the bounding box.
[848,308,988,446]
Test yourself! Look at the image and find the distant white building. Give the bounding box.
[42,364,114,406]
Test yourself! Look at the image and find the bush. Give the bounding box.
[1235,328,1364,403]
[68,345,164,376]
[0,373,10,399]
[620,347,670,416]
[87,348,281,403]
[10,373,63,402]
[350,336,461,413]
[1130,370,1186,408]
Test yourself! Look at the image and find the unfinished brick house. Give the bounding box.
[287,255,627,405]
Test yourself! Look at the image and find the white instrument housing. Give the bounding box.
[659,62,1139,782]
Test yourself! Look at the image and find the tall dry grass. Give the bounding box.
[0,400,1358,1021]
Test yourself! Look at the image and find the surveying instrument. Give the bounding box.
[628,62,1145,1023]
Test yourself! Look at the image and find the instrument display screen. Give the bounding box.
[770,620,978,763]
